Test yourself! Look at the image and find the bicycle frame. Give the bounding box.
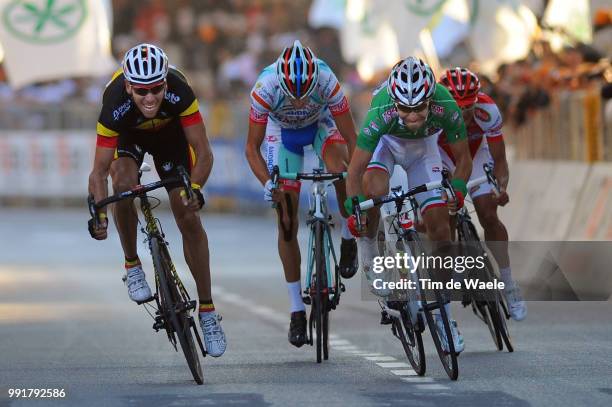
[304,175,340,301]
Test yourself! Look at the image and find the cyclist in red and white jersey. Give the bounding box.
[438,67,526,321]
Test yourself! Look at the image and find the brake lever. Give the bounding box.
[352,196,363,231]
[271,165,280,209]
[176,166,194,201]
[483,163,501,196]
[87,194,99,229]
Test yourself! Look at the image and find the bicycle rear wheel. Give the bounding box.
[152,237,204,384]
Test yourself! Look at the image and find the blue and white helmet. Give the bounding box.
[387,57,436,107]
[122,43,169,85]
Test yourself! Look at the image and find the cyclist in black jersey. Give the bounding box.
[87,43,226,357]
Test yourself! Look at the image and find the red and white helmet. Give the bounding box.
[276,40,319,99]
[439,67,481,107]
[387,57,436,107]
[122,43,169,85]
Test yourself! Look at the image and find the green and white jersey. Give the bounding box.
[356,82,467,152]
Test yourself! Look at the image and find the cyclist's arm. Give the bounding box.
[88,146,114,214]
[245,121,269,186]
[332,110,357,157]
[183,122,213,187]
[448,138,472,184]
[347,146,373,198]
[488,137,509,191]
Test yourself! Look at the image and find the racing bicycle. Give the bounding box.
[88,164,206,384]
[455,164,514,352]
[271,165,346,363]
[353,172,460,380]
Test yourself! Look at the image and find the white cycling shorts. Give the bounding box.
[367,134,445,214]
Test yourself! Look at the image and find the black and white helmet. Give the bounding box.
[387,57,436,107]
[122,43,169,85]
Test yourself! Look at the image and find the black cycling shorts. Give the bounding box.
[116,120,194,191]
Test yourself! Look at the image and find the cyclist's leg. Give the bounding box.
[315,111,349,217]
[363,136,395,238]
[149,129,212,301]
[471,142,525,320]
[110,154,141,259]
[314,111,357,277]
[439,146,457,240]
[403,136,464,351]
[408,141,450,241]
[110,138,152,302]
[274,124,310,346]
[470,141,509,269]
[356,137,393,295]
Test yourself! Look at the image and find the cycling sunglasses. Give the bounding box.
[395,101,429,113]
[131,82,166,96]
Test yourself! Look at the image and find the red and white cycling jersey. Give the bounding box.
[438,92,504,161]
[248,59,350,129]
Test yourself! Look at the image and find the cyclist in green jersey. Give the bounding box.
[345,57,473,353]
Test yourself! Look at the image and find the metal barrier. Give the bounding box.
[510,84,611,162]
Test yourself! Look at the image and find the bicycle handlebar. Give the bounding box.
[88,166,192,229]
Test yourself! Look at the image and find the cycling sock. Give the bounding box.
[199,300,215,315]
[341,218,354,240]
[125,256,141,270]
[500,267,512,285]
[287,281,306,313]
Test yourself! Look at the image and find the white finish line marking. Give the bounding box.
[376,362,411,369]
[212,285,450,389]
[390,370,417,376]
[365,356,396,362]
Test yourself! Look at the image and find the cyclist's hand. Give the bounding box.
[348,214,367,237]
[180,188,205,211]
[443,189,465,215]
[88,213,108,240]
[495,188,509,206]
[264,179,275,202]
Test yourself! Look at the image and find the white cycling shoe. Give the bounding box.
[199,312,227,357]
[503,281,527,321]
[357,237,390,297]
[123,266,153,303]
[435,314,465,354]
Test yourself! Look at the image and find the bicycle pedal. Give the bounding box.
[302,296,311,305]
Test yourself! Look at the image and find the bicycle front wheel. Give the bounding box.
[407,232,459,380]
[312,221,329,363]
[152,237,204,384]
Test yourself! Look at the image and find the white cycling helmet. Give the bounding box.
[122,43,169,85]
[387,57,436,107]
[276,40,319,99]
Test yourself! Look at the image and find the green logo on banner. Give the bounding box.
[3,0,87,44]
[404,0,446,16]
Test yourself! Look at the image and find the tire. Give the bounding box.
[395,308,426,376]
[313,221,329,363]
[459,220,512,352]
[385,238,426,376]
[152,237,204,385]
[407,232,459,380]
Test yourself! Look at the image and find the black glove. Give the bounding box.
[88,213,107,240]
